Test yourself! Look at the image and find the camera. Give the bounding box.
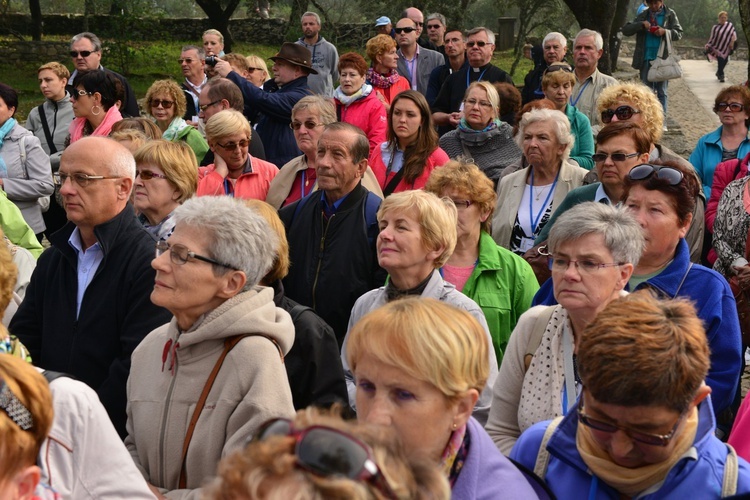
[205,55,218,67]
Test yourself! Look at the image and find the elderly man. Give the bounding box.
[69,32,139,118]
[395,17,444,95]
[280,122,385,344]
[426,28,467,104]
[426,13,447,56]
[179,45,206,122]
[10,137,172,437]
[403,6,438,50]
[571,29,618,132]
[215,43,314,168]
[431,27,513,135]
[522,31,568,104]
[375,16,393,37]
[296,11,339,97]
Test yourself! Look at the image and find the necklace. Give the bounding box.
[533,185,547,200]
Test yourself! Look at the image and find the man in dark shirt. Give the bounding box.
[521,31,568,104]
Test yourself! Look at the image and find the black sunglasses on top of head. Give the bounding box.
[543,64,573,75]
[395,27,417,34]
[601,105,641,124]
[628,163,684,186]
[254,418,398,499]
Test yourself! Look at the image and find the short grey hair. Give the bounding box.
[323,122,370,163]
[181,45,205,60]
[71,32,102,52]
[466,27,495,45]
[574,29,603,51]
[548,202,644,266]
[515,108,575,161]
[426,13,446,27]
[301,11,321,25]
[171,196,278,288]
[543,32,567,48]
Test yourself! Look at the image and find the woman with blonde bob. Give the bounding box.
[340,189,498,425]
[347,298,537,499]
[245,54,270,88]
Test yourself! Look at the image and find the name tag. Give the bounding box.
[519,237,535,253]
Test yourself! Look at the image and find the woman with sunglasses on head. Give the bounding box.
[541,62,595,171]
[487,203,642,455]
[68,70,124,144]
[197,109,278,200]
[365,35,410,111]
[125,196,295,498]
[512,291,750,498]
[347,298,538,499]
[144,80,209,165]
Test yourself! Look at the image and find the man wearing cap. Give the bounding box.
[296,11,339,97]
[215,43,314,168]
[375,16,394,37]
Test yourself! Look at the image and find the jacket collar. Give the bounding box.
[632,238,690,298]
[51,204,139,261]
[475,231,504,272]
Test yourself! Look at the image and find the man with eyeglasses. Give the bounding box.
[10,137,172,438]
[395,18,444,96]
[431,27,513,135]
[178,45,206,123]
[425,28,467,106]
[68,32,139,118]
[522,31,568,105]
[570,29,618,133]
[296,11,339,98]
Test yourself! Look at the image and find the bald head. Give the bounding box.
[403,7,425,36]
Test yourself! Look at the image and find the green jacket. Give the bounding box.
[0,190,43,258]
[565,104,594,171]
[460,231,539,363]
[175,126,209,165]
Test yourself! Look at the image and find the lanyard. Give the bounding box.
[561,325,577,414]
[569,78,591,108]
[466,66,489,88]
[300,170,310,198]
[223,178,234,197]
[528,168,559,235]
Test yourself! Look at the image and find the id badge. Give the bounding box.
[519,237,535,253]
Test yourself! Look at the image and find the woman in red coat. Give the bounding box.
[366,35,410,111]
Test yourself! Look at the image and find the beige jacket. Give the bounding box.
[491,159,588,249]
[125,287,295,499]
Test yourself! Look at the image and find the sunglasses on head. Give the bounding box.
[544,64,573,75]
[254,418,398,499]
[395,27,417,34]
[151,99,174,109]
[601,105,641,123]
[628,163,684,185]
[70,50,98,58]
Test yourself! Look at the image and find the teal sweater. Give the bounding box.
[565,105,595,171]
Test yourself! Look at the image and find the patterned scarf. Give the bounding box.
[457,117,500,134]
[334,83,373,106]
[441,424,470,487]
[0,117,17,177]
[367,67,400,89]
[161,117,190,141]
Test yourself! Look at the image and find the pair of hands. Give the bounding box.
[641,21,667,37]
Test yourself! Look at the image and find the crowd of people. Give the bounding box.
[2,1,750,498]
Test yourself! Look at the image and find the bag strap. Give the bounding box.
[42,370,72,384]
[722,443,738,497]
[533,416,564,478]
[662,30,673,58]
[524,306,556,372]
[37,104,57,154]
[383,167,405,197]
[177,334,284,489]
[289,304,313,323]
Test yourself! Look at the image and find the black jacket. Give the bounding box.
[10,206,172,437]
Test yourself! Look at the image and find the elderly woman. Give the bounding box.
[541,62,594,170]
[125,196,295,497]
[438,82,522,184]
[68,70,124,143]
[512,292,750,498]
[340,190,498,424]
[133,140,198,242]
[706,11,737,83]
[486,202,642,455]
[347,298,537,498]
[597,82,705,262]
[334,52,387,155]
[369,91,449,196]
[245,54,270,88]
[425,160,538,363]
[145,80,209,164]
[690,85,750,199]
[492,108,588,254]
[0,84,54,240]
[365,34,410,109]
[197,109,278,200]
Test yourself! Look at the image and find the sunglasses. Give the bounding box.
[136,170,168,181]
[290,120,324,131]
[592,152,640,163]
[155,240,237,270]
[74,89,93,97]
[578,398,682,447]
[70,50,98,58]
[247,67,264,72]
[395,27,417,34]
[254,418,398,499]
[601,105,641,123]
[177,58,198,64]
[151,99,175,109]
[466,40,490,48]
[426,24,442,29]
[716,102,745,112]
[216,139,250,150]
[543,64,574,75]
[628,163,684,185]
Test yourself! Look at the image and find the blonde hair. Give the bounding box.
[203,29,224,44]
[464,81,500,120]
[347,298,490,400]
[425,160,496,233]
[223,52,249,73]
[37,61,70,81]
[244,199,290,284]
[378,190,457,268]
[205,109,252,144]
[133,140,198,203]
[597,82,664,143]
[246,54,269,80]
[541,63,576,89]
[145,79,187,122]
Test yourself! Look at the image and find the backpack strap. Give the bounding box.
[722,443,738,497]
[37,104,57,154]
[363,190,381,247]
[524,306,556,372]
[533,415,564,479]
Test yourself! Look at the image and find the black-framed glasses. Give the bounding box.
[578,398,683,447]
[547,256,623,274]
[601,105,641,124]
[394,27,417,34]
[290,120,325,131]
[70,50,98,58]
[592,152,640,163]
[198,100,222,112]
[74,89,93,97]
[254,418,398,499]
[716,102,745,112]
[155,241,237,270]
[151,99,174,109]
[53,172,122,188]
[136,170,168,181]
[215,139,250,150]
[466,40,490,48]
[247,67,263,72]
[628,163,684,186]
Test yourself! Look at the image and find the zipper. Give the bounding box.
[158,345,179,485]
[311,213,333,309]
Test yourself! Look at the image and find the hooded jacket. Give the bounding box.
[296,36,339,97]
[25,91,74,171]
[125,287,295,499]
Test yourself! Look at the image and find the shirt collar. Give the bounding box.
[67,226,101,254]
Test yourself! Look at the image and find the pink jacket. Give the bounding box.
[197,156,279,200]
[369,144,449,195]
[336,91,387,156]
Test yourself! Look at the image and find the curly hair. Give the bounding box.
[597,82,664,143]
[366,35,397,65]
[145,79,187,123]
[338,52,369,76]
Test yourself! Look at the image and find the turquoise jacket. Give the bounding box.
[460,231,539,363]
[688,126,750,199]
[565,104,595,171]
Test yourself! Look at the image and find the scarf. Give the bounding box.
[457,117,500,134]
[334,83,373,106]
[440,423,469,487]
[0,118,17,177]
[69,105,123,143]
[576,406,698,497]
[161,117,190,141]
[367,67,400,89]
[384,272,433,301]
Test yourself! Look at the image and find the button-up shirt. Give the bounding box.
[67,227,104,318]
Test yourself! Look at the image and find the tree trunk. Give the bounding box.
[740,0,750,82]
[83,0,95,31]
[29,0,42,41]
[609,0,631,71]
[560,0,630,74]
[195,0,241,53]
[286,0,309,40]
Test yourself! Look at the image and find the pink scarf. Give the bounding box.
[69,105,123,143]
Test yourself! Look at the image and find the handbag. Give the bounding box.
[522,242,552,286]
[728,226,750,346]
[647,31,682,82]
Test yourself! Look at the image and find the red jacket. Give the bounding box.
[369,144,449,195]
[197,156,279,200]
[372,77,410,106]
[335,91,387,156]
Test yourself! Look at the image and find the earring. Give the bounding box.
[452,423,457,430]
[91,105,101,116]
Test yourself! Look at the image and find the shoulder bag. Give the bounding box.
[648,31,683,82]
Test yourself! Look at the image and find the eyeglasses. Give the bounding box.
[394,27,417,34]
[466,40,490,48]
[215,139,250,150]
[151,99,174,109]
[177,58,197,64]
[74,89,93,97]
[592,152,640,163]
[628,163,684,186]
[70,50,98,58]
[136,170,169,181]
[198,100,222,112]
[543,64,574,75]
[578,398,683,447]
[716,102,745,112]
[290,120,325,131]
[54,172,122,188]
[601,105,641,123]
[548,256,623,274]
[464,98,493,109]
[254,418,398,499]
[155,240,237,270]
[449,198,473,209]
